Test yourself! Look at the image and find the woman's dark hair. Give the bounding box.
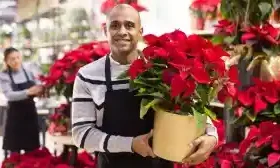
[4,47,19,62]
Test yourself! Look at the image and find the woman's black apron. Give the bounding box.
[97,55,173,168]
[3,68,40,151]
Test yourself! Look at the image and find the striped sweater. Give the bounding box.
[71,55,218,153]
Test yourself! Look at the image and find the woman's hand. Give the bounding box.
[27,85,44,96]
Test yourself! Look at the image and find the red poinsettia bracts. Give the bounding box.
[122,29,235,117]
[241,23,280,45]
[239,121,280,167]
[101,0,147,15]
[214,20,236,36]
[40,41,109,99]
[190,0,220,13]
[1,147,96,168]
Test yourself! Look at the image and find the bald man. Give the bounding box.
[72,4,218,168]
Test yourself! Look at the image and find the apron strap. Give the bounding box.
[105,55,113,91]
[7,68,16,86]
[22,67,30,81]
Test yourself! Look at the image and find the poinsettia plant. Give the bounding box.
[40,41,109,100]
[212,0,280,75]
[101,0,147,15]
[46,104,71,135]
[1,147,96,168]
[239,121,280,167]
[190,0,220,20]
[218,76,280,125]
[118,30,238,120]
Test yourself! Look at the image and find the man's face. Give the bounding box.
[105,8,142,55]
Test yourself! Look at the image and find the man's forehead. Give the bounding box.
[107,5,140,24]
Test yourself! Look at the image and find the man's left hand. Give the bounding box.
[183,135,217,166]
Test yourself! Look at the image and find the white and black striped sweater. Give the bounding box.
[71,55,218,153]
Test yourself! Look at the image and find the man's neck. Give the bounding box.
[111,50,138,65]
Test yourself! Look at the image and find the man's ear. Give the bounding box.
[140,27,143,36]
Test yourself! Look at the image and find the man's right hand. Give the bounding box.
[131,130,156,158]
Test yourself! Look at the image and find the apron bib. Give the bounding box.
[3,68,40,151]
[97,55,173,168]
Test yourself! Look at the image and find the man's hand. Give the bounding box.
[132,130,156,158]
[183,135,217,166]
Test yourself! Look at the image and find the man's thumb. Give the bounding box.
[147,129,153,139]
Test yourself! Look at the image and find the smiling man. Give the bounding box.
[72,4,218,168]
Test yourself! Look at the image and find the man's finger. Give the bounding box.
[184,149,208,163]
[146,146,156,158]
[147,129,153,139]
[189,137,202,148]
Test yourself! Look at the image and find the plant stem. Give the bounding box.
[245,0,251,26]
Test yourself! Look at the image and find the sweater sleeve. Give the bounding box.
[205,117,218,143]
[71,73,134,153]
[0,74,28,101]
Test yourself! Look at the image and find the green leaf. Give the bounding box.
[211,35,224,45]
[192,107,206,129]
[204,107,217,120]
[224,36,236,44]
[196,85,208,105]
[261,111,273,116]
[245,110,256,122]
[136,92,164,99]
[274,103,280,114]
[145,77,161,81]
[208,86,218,102]
[140,99,149,119]
[140,99,160,119]
[153,63,167,68]
[258,2,272,20]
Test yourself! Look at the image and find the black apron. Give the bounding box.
[97,55,173,168]
[3,68,40,151]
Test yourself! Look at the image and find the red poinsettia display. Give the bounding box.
[190,0,220,13]
[47,104,71,135]
[119,30,237,119]
[101,0,147,15]
[239,121,280,167]
[219,77,280,125]
[1,147,96,168]
[40,41,109,99]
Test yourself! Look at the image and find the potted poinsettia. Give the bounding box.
[101,0,147,15]
[46,104,71,135]
[118,30,237,162]
[190,0,220,30]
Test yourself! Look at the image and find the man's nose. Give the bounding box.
[118,25,128,35]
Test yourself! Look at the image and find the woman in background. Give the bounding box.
[0,47,43,157]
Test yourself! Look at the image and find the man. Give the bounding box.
[72,4,218,168]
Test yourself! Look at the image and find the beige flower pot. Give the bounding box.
[152,107,207,163]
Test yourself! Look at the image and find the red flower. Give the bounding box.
[162,69,176,85]
[214,19,236,36]
[268,153,280,167]
[101,0,147,14]
[237,87,267,114]
[170,75,196,98]
[241,23,280,45]
[272,130,280,150]
[128,59,147,79]
[190,0,220,13]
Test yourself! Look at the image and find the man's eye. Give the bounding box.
[126,23,134,29]
[110,24,119,29]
